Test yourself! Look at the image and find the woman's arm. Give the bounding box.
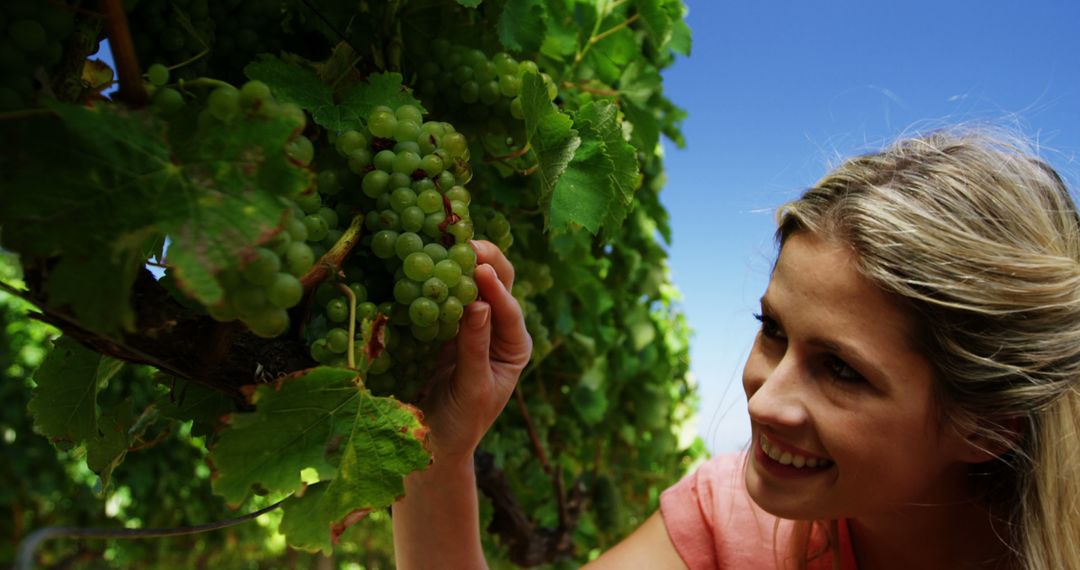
[392,241,531,570]
[583,511,688,570]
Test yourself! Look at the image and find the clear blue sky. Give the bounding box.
[661,0,1080,452]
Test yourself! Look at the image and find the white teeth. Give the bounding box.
[759,435,832,469]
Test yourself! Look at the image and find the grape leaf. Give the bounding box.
[519,73,581,228]
[670,18,692,56]
[498,0,547,53]
[27,336,124,445]
[157,377,234,439]
[280,393,429,553]
[209,367,363,505]
[619,61,661,107]
[634,0,674,49]
[244,54,333,113]
[550,102,639,233]
[338,73,426,127]
[86,399,134,493]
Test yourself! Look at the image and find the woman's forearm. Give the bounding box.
[392,454,487,570]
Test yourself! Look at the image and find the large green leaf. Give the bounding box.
[27,336,124,445]
[280,393,429,553]
[337,72,426,129]
[208,367,363,505]
[519,73,581,228]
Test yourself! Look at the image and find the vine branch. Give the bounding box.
[300,214,365,290]
[15,497,289,570]
[514,389,552,475]
[100,0,147,107]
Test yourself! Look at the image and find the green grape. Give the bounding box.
[369,351,393,374]
[317,170,341,196]
[208,86,240,121]
[439,296,464,323]
[475,60,497,81]
[479,81,500,105]
[437,170,458,190]
[460,81,480,104]
[285,136,315,166]
[450,200,470,220]
[348,149,373,173]
[371,230,399,259]
[373,150,396,172]
[356,301,378,322]
[447,219,474,243]
[365,210,382,231]
[368,109,397,138]
[295,191,322,213]
[420,154,444,176]
[510,97,524,119]
[326,328,350,353]
[316,207,339,229]
[518,60,540,76]
[390,187,418,213]
[389,172,412,190]
[207,300,238,322]
[453,275,479,304]
[422,211,446,239]
[280,102,306,129]
[487,215,510,238]
[396,104,423,123]
[247,308,290,338]
[395,232,424,260]
[400,206,426,233]
[394,120,421,142]
[422,277,449,303]
[393,151,422,175]
[303,214,329,242]
[409,297,439,327]
[362,170,390,198]
[326,298,349,323]
[347,280,369,302]
[423,243,449,263]
[310,338,333,363]
[417,189,443,213]
[147,63,169,86]
[335,130,368,157]
[239,80,272,107]
[286,215,309,241]
[153,87,185,115]
[493,53,518,75]
[433,259,462,287]
[499,74,522,97]
[241,248,281,286]
[377,209,401,231]
[411,322,439,342]
[394,140,421,155]
[418,133,439,155]
[403,252,434,281]
[448,243,476,273]
[267,272,303,308]
[442,133,468,158]
[284,241,315,276]
[394,279,422,304]
[445,185,471,204]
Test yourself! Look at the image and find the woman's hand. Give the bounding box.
[418,240,532,463]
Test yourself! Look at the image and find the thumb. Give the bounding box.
[452,300,492,397]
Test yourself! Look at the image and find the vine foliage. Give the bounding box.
[0,0,703,566]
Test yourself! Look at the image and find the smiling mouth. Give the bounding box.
[759,435,833,469]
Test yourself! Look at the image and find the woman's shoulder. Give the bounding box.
[659,451,856,569]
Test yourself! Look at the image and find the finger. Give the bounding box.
[453,300,493,397]
[475,264,532,366]
[470,240,514,291]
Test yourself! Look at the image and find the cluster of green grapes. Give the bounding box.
[471,205,513,252]
[0,0,76,111]
[165,80,315,338]
[127,0,214,81]
[413,40,557,124]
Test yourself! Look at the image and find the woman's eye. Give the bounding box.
[826,355,865,384]
[753,313,784,339]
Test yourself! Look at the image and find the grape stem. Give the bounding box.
[337,283,357,369]
[101,0,148,107]
[300,214,365,291]
[482,141,533,163]
[14,497,289,570]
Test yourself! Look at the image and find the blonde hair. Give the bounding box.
[774,127,1080,570]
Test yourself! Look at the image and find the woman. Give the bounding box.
[391,129,1080,569]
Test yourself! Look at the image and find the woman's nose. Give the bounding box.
[745,351,811,428]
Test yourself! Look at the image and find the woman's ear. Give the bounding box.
[956,416,1024,464]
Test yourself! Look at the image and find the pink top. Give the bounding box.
[660,452,858,569]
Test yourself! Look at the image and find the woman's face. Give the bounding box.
[742,232,978,521]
